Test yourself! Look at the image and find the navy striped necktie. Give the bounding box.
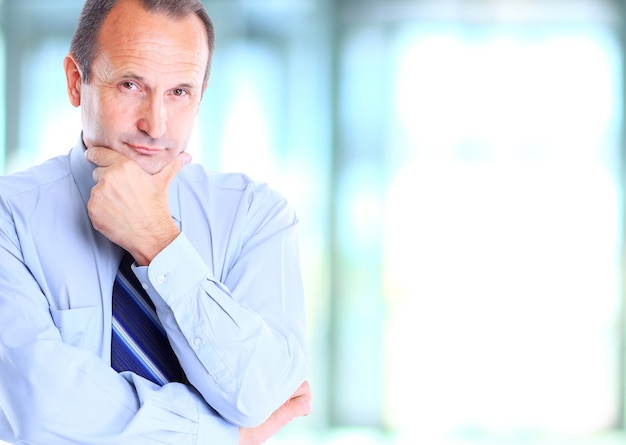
[111,252,185,385]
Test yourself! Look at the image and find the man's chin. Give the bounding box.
[136,161,163,175]
[134,157,172,175]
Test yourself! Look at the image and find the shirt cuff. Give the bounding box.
[132,233,209,307]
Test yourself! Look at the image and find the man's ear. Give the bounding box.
[63,54,82,107]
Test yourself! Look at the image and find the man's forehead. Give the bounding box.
[95,4,208,72]
[99,0,208,52]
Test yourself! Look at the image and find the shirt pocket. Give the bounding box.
[50,306,102,353]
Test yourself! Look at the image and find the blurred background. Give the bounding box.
[1,0,626,444]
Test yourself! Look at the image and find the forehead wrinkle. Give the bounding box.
[106,36,205,68]
[91,53,117,83]
[95,48,204,90]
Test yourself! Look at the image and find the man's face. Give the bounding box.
[72,0,209,174]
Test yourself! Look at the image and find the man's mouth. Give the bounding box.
[128,144,163,155]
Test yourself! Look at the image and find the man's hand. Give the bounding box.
[239,381,312,445]
[85,146,190,265]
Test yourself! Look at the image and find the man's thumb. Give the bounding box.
[158,152,191,183]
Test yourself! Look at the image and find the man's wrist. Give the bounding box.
[130,223,180,266]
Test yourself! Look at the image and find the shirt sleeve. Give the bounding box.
[0,216,239,445]
[133,192,309,428]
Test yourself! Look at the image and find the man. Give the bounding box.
[0,0,311,443]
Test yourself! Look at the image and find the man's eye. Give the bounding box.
[121,81,137,90]
[172,88,188,97]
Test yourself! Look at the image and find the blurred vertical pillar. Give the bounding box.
[0,2,5,173]
[0,0,22,169]
[618,0,626,431]
[327,0,386,429]
[327,0,342,427]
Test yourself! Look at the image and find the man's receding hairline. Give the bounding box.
[70,0,214,86]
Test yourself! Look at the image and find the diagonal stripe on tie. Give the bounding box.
[111,251,185,385]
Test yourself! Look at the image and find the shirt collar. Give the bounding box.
[69,135,182,225]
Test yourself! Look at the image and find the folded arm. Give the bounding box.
[135,208,309,427]
[0,216,238,444]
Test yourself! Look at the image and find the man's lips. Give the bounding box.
[128,144,163,155]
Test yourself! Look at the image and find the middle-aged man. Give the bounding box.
[0,0,311,444]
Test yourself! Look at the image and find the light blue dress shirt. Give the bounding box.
[0,137,309,444]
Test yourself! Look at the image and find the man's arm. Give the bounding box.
[86,146,310,427]
[0,215,238,444]
[138,226,309,427]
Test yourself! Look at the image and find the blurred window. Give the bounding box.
[0,1,625,444]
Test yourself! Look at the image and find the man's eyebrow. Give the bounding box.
[120,71,143,80]
[177,82,199,90]
[119,72,198,90]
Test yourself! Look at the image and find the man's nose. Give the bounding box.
[137,95,167,139]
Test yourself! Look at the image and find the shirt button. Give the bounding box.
[156,275,165,284]
[193,337,202,347]
[141,282,149,290]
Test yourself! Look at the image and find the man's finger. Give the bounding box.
[85,146,125,167]
[156,151,191,184]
